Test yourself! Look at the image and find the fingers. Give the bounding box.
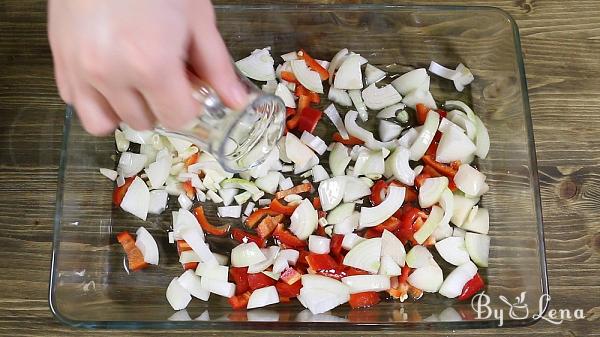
[72,85,120,136]
[52,55,72,104]
[188,21,248,110]
[138,62,201,130]
[105,88,155,131]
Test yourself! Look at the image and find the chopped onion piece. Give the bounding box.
[279,177,294,191]
[436,127,476,163]
[248,286,280,309]
[99,168,118,181]
[405,245,433,268]
[300,131,328,155]
[116,174,125,187]
[379,255,402,276]
[217,205,242,218]
[114,129,130,152]
[378,120,403,142]
[231,242,266,267]
[291,59,323,94]
[235,48,276,81]
[454,164,486,196]
[342,233,365,250]
[413,205,444,244]
[200,277,236,298]
[428,61,460,81]
[342,177,371,202]
[248,246,280,273]
[120,124,155,144]
[359,186,405,228]
[419,176,449,208]
[364,64,386,86]
[391,68,429,95]
[439,261,478,298]
[435,236,470,266]
[234,191,252,205]
[343,238,382,273]
[341,275,391,294]
[120,176,150,220]
[327,48,349,85]
[407,259,443,293]
[261,80,278,94]
[333,54,363,90]
[465,232,490,267]
[311,165,330,183]
[272,255,289,274]
[178,270,210,301]
[474,115,490,159]
[244,202,256,217]
[298,275,350,314]
[452,193,480,227]
[402,89,437,110]
[376,103,406,119]
[326,202,355,225]
[384,146,414,186]
[178,193,193,210]
[179,250,200,264]
[398,128,419,148]
[279,249,300,265]
[409,110,440,161]
[118,152,147,178]
[290,199,318,240]
[327,87,353,107]
[135,226,159,265]
[361,83,403,110]
[349,89,368,121]
[275,82,296,108]
[166,277,192,310]
[333,211,359,234]
[462,207,489,234]
[309,235,331,254]
[281,51,298,61]
[255,171,282,194]
[206,190,223,203]
[381,229,406,266]
[329,143,351,177]
[285,133,319,168]
[218,188,238,206]
[318,177,347,211]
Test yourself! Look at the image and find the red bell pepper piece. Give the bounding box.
[247,272,277,290]
[332,132,364,145]
[184,151,199,167]
[422,154,458,178]
[296,250,310,266]
[295,84,321,104]
[256,214,284,238]
[231,228,266,248]
[182,262,198,271]
[312,197,321,210]
[436,108,448,119]
[176,240,192,255]
[268,199,298,216]
[372,216,401,233]
[245,208,280,228]
[371,180,417,207]
[228,291,251,310]
[364,228,382,239]
[193,206,230,236]
[287,96,311,130]
[458,273,485,301]
[116,231,148,271]
[415,165,442,188]
[229,267,250,295]
[349,291,381,309]
[426,140,438,157]
[298,49,329,81]
[272,223,307,249]
[112,177,135,206]
[389,180,418,204]
[395,206,426,244]
[275,182,313,200]
[280,71,297,83]
[280,267,302,285]
[275,280,302,298]
[305,253,346,280]
[182,180,195,199]
[286,107,296,118]
[330,234,344,257]
[399,265,412,284]
[296,107,323,134]
[416,103,429,125]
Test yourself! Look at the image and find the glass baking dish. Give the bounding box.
[50,4,548,330]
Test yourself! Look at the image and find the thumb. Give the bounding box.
[188,19,248,110]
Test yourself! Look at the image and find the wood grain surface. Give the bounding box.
[0,0,599,336]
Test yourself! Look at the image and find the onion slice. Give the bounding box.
[359,186,405,228]
[135,226,159,265]
[361,83,403,110]
[291,59,324,93]
[328,88,353,107]
[364,64,386,86]
[439,261,478,298]
[327,48,349,85]
[235,48,276,81]
[324,104,350,139]
[333,54,363,90]
[231,242,266,267]
[290,199,318,239]
[166,277,192,310]
[390,68,429,95]
[409,110,440,161]
[247,286,280,309]
[120,176,150,220]
[343,238,382,273]
[341,275,391,294]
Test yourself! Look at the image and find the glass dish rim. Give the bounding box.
[49,3,549,330]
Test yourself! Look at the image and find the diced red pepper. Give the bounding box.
[422,154,457,178]
[176,240,192,255]
[389,180,418,204]
[416,103,429,125]
[332,132,364,145]
[193,206,230,236]
[116,231,148,271]
[287,96,311,130]
[256,214,284,238]
[267,200,294,216]
[280,71,297,83]
[426,140,438,157]
[229,267,250,295]
[295,84,320,104]
[312,197,321,210]
[415,165,442,188]
[280,267,302,285]
[112,177,135,206]
[296,107,323,134]
[228,291,251,310]
[330,234,344,257]
[372,216,401,233]
[275,182,313,200]
[371,180,417,207]
[315,223,327,237]
[245,208,280,228]
[184,151,199,167]
[272,223,307,249]
[364,228,382,239]
[432,130,442,143]
[298,49,329,81]
[231,228,266,248]
[182,262,198,271]
[436,108,448,119]
[286,107,296,118]
[247,272,277,290]
[349,291,381,309]
[458,273,485,301]
[399,265,412,284]
[305,253,346,280]
[395,205,423,244]
[275,280,302,298]
[296,250,310,267]
[182,180,195,199]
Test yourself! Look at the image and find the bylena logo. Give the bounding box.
[471,292,586,327]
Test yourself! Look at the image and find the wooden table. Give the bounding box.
[0,0,598,336]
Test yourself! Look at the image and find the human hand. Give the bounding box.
[48,0,247,135]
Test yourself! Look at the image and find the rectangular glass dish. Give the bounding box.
[50,4,548,330]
